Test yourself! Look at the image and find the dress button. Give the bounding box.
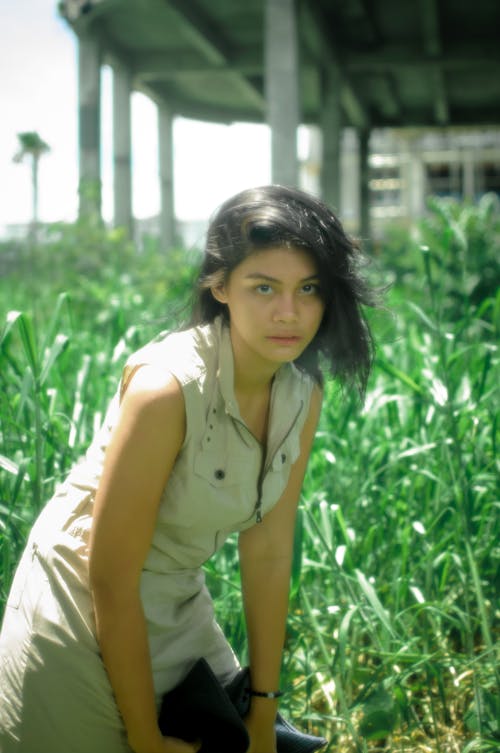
[214,469,225,480]
[281,453,287,464]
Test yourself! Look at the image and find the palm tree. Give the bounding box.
[13,131,51,234]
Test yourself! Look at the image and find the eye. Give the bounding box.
[301,283,320,295]
[255,284,273,295]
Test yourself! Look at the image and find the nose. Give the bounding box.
[272,293,298,323]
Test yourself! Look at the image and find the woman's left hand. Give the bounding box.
[244,704,277,753]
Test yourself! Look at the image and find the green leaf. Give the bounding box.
[358,686,398,740]
[2,310,39,376]
[359,709,397,740]
[375,357,423,395]
[40,333,69,386]
[1,310,22,348]
[0,454,20,475]
[464,689,500,737]
[40,291,71,353]
[355,569,396,638]
[290,506,303,599]
[333,605,358,672]
[407,300,439,333]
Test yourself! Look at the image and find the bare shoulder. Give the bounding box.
[303,380,323,430]
[122,364,184,406]
[309,381,324,416]
[118,364,186,441]
[295,380,322,455]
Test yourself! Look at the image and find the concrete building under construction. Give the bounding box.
[60,0,500,247]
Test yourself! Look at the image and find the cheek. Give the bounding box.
[309,299,326,321]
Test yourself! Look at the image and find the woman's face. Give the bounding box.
[212,245,325,374]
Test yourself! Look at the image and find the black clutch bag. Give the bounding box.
[158,658,249,753]
[159,658,328,753]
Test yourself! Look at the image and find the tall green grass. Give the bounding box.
[1,199,498,752]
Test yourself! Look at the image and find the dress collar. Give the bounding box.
[216,317,241,421]
[214,317,307,456]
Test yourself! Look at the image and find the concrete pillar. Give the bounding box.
[299,126,321,196]
[113,63,133,236]
[450,160,461,197]
[265,0,300,186]
[359,128,371,243]
[401,151,411,219]
[475,159,485,196]
[78,33,101,218]
[158,103,175,250]
[321,65,342,210]
[402,144,426,219]
[410,154,426,216]
[463,151,475,200]
[341,128,359,230]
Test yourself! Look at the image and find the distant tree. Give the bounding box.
[13,131,51,234]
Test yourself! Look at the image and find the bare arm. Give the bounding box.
[238,384,323,753]
[89,365,198,753]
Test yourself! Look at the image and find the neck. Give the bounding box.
[234,364,275,396]
[231,341,279,395]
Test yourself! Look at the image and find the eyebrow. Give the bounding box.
[244,273,320,283]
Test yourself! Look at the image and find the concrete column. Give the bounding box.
[299,126,321,196]
[359,128,371,243]
[401,145,426,219]
[265,0,300,186]
[158,103,175,250]
[410,153,426,217]
[475,161,485,196]
[78,33,101,218]
[401,151,411,219]
[321,65,342,210]
[463,151,475,200]
[450,159,461,197]
[341,128,359,230]
[113,63,133,236]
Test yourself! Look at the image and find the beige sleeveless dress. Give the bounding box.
[0,317,314,753]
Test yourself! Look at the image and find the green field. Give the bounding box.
[1,195,498,752]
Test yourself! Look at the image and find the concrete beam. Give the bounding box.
[344,43,500,72]
[419,0,449,125]
[166,0,265,112]
[373,75,401,122]
[113,63,133,235]
[132,50,262,79]
[158,103,176,251]
[339,0,381,46]
[78,32,101,218]
[299,1,370,131]
[265,0,300,186]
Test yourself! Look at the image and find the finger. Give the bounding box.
[162,736,202,753]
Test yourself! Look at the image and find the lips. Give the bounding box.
[266,334,302,344]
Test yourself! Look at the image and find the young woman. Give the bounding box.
[0,185,375,753]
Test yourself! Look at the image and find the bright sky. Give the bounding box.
[0,0,274,235]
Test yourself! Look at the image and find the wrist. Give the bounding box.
[128,727,164,753]
[248,694,279,723]
[245,705,277,753]
[250,688,283,699]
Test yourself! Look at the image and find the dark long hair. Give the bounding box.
[191,185,378,398]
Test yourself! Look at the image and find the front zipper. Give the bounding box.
[230,400,304,524]
[255,473,264,523]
